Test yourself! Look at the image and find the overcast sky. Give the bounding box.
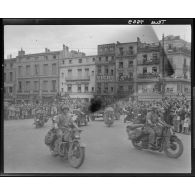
[4,25,191,58]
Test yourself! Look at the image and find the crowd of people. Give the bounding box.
[4,95,191,135]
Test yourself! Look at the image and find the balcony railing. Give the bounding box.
[138,45,160,52]
[116,51,136,57]
[66,76,90,81]
[96,75,114,81]
[118,76,134,82]
[137,59,160,65]
[137,73,160,79]
[166,47,191,55]
[96,60,115,64]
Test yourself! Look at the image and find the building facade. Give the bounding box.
[162,35,191,100]
[136,42,162,101]
[95,43,116,102]
[4,57,17,102]
[15,48,60,103]
[115,41,138,100]
[60,54,96,102]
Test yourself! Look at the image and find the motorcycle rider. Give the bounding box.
[145,106,159,148]
[53,104,79,155]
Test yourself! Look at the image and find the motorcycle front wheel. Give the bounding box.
[164,138,183,158]
[68,141,85,168]
[131,139,143,150]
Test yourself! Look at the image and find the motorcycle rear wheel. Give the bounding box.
[68,141,85,168]
[164,138,183,158]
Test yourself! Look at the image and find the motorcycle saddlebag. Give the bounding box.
[126,126,142,140]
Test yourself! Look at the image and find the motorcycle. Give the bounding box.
[73,110,88,127]
[104,111,114,127]
[45,116,85,168]
[126,122,184,158]
[34,116,45,128]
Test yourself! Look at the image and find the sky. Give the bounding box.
[4,25,191,58]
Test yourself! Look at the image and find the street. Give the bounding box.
[4,117,191,173]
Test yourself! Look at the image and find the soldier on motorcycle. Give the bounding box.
[53,104,79,155]
[145,106,160,149]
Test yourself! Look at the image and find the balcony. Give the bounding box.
[137,59,160,65]
[66,76,90,81]
[118,75,134,82]
[138,45,160,52]
[116,51,136,58]
[96,60,115,65]
[166,47,191,55]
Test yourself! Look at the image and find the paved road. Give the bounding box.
[4,117,191,173]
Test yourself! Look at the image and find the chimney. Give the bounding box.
[18,48,25,56]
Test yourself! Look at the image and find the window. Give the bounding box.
[98,67,101,74]
[43,81,48,91]
[44,56,48,60]
[61,72,64,77]
[18,66,22,77]
[111,69,114,76]
[129,46,134,54]
[10,72,13,82]
[34,64,39,75]
[168,44,172,49]
[85,85,88,92]
[105,56,108,62]
[9,87,13,93]
[99,57,101,61]
[68,69,72,78]
[79,59,82,63]
[143,67,147,74]
[119,62,123,69]
[78,69,82,77]
[92,87,94,92]
[26,65,30,76]
[4,73,6,81]
[10,63,13,69]
[68,84,72,92]
[128,61,133,67]
[53,55,56,59]
[129,72,133,78]
[111,56,114,60]
[184,58,186,66]
[152,52,158,60]
[85,68,89,77]
[152,67,157,73]
[104,83,108,93]
[18,81,22,92]
[61,88,64,92]
[128,86,133,93]
[166,88,173,93]
[119,48,123,55]
[69,60,72,64]
[111,87,114,92]
[62,60,65,64]
[26,81,30,91]
[78,85,81,93]
[119,86,124,91]
[52,63,57,75]
[92,58,95,62]
[105,67,108,75]
[34,81,39,91]
[91,71,94,76]
[97,83,101,93]
[143,54,147,62]
[43,64,48,75]
[51,80,56,91]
